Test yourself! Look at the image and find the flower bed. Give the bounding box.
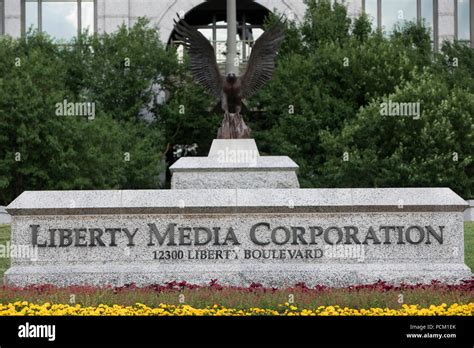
[1,302,472,316]
[0,280,472,316]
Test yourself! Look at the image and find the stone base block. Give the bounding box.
[170,139,300,189]
[4,186,471,288]
[5,263,471,288]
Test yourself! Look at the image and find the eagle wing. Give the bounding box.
[240,21,285,99]
[174,18,223,98]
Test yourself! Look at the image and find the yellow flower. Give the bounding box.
[0,302,472,316]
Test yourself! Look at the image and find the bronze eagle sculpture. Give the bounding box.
[173,17,285,139]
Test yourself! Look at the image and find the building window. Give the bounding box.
[381,0,417,33]
[364,0,379,30]
[456,0,471,46]
[175,18,264,65]
[421,0,434,40]
[363,0,438,49]
[195,18,264,64]
[364,0,435,32]
[170,0,271,66]
[23,0,95,41]
[24,0,39,32]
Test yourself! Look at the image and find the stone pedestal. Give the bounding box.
[170,139,300,189]
[3,139,472,287]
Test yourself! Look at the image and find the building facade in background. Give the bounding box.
[0,0,472,53]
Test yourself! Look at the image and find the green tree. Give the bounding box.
[0,33,68,202]
[0,21,173,205]
[154,59,220,159]
[63,18,178,123]
[320,71,473,196]
[244,0,472,197]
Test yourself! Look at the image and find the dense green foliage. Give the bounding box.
[249,0,473,197]
[0,1,473,204]
[0,20,173,204]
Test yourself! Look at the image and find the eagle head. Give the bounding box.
[226,73,237,83]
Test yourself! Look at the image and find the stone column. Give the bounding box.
[4,0,21,37]
[438,0,456,46]
[345,0,364,18]
[226,0,238,75]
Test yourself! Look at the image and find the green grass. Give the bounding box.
[0,222,473,281]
